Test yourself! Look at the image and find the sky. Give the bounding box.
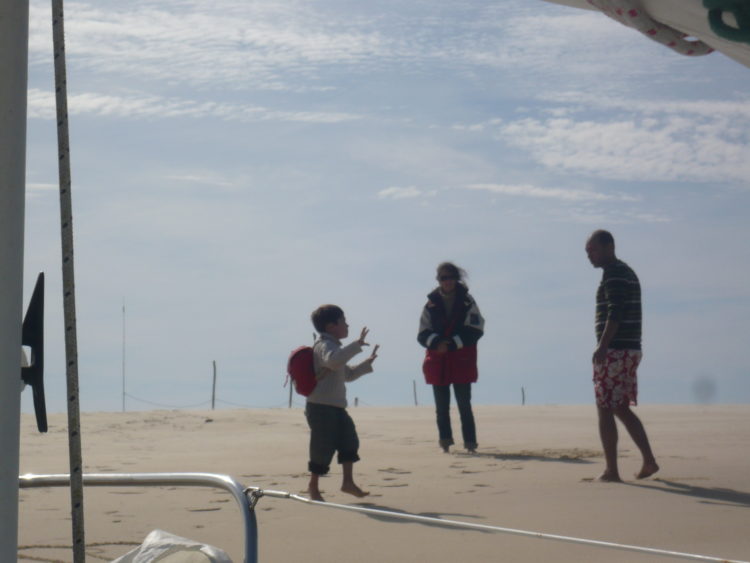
[20,0,750,414]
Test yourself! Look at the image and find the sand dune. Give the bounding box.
[18,405,750,562]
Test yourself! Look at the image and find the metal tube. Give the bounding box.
[249,487,749,563]
[20,472,258,563]
[0,0,29,560]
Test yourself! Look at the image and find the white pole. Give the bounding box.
[0,0,29,560]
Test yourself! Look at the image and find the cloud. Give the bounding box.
[377,186,424,200]
[540,91,750,120]
[28,1,403,92]
[465,183,638,202]
[26,88,361,123]
[495,113,750,184]
[163,174,238,190]
[26,0,659,97]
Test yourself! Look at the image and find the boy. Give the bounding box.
[306,304,379,501]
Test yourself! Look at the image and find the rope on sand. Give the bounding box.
[246,487,749,563]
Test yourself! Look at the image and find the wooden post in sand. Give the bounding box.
[521,386,526,406]
[413,379,418,406]
[211,361,217,410]
[122,302,126,412]
[0,0,29,559]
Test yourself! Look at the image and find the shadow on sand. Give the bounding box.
[457,449,599,465]
[351,501,492,533]
[629,478,750,508]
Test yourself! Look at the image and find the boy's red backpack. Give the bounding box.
[286,346,317,396]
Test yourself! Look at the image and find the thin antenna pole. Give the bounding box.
[211,361,217,410]
[51,1,86,559]
[122,301,125,412]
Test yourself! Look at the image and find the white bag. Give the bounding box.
[111,529,232,563]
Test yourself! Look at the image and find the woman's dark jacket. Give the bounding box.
[417,284,484,384]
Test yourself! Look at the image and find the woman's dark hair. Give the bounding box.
[436,262,468,286]
[311,304,344,333]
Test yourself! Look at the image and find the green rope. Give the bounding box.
[704,0,750,43]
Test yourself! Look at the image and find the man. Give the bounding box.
[586,230,659,482]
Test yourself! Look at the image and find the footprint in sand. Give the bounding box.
[377,467,411,475]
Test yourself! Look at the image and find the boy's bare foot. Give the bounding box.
[597,470,622,482]
[341,483,370,498]
[307,488,325,502]
[636,460,659,479]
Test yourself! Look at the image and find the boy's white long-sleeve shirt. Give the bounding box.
[308,333,373,408]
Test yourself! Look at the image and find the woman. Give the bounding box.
[418,262,484,453]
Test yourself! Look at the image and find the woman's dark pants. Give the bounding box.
[432,383,477,449]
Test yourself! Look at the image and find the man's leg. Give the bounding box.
[613,405,659,479]
[432,384,453,451]
[597,406,621,482]
[453,383,477,451]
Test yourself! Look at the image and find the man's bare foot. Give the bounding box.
[341,483,370,498]
[636,460,659,479]
[597,470,622,482]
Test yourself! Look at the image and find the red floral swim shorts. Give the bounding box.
[593,349,642,409]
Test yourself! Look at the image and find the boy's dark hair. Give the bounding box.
[311,304,344,334]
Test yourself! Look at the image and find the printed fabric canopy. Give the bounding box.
[543,0,750,68]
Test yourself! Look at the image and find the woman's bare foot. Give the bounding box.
[597,469,622,482]
[341,483,370,498]
[636,460,659,479]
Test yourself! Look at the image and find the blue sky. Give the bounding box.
[22,0,750,413]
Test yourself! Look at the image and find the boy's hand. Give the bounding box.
[357,327,370,346]
[368,344,380,362]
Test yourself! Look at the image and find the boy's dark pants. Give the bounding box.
[305,402,360,475]
[432,383,477,448]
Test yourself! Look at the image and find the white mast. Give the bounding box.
[0,0,30,560]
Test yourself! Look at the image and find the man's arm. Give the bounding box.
[593,319,619,364]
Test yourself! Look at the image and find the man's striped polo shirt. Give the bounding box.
[595,259,642,350]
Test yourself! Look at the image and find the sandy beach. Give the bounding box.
[17,404,750,562]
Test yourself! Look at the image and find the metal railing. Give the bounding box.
[19,472,258,563]
[19,474,750,563]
